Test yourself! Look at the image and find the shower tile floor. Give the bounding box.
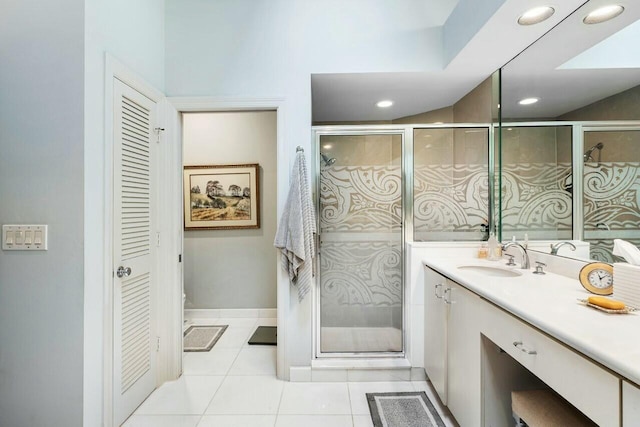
[123,317,458,427]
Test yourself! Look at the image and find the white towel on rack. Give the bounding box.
[274,150,317,301]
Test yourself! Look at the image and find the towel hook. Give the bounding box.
[296,146,304,153]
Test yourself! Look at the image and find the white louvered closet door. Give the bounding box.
[112,78,157,427]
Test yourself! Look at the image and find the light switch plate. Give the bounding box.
[2,225,48,251]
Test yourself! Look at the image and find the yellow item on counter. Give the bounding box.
[587,296,626,310]
[478,244,488,259]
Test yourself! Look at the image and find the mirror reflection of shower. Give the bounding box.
[320,152,337,167]
[584,142,604,165]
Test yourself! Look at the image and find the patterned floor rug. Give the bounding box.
[366,391,446,427]
[183,325,228,352]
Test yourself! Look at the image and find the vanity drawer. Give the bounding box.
[484,305,620,427]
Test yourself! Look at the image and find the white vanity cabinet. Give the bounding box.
[424,263,623,427]
[424,267,482,427]
[482,295,620,427]
[424,267,448,404]
[624,381,640,425]
[445,280,482,427]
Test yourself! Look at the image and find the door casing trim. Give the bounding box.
[168,96,288,379]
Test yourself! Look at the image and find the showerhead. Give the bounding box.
[584,142,604,163]
[320,152,336,167]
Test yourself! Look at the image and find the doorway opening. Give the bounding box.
[181,110,279,370]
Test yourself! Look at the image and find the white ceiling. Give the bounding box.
[312,0,640,122]
[502,0,640,119]
[311,71,481,122]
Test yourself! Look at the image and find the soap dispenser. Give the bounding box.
[487,233,499,261]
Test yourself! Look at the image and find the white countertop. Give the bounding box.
[424,257,640,386]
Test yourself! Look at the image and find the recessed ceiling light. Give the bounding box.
[584,5,624,24]
[518,97,539,105]
[322,144,332,149]
[376,100,393,108]
[518,6,555,25]
[433,121,444,125]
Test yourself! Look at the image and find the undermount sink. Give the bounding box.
[457,265,523,278]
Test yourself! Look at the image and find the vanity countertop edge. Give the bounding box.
[423,257,640,387]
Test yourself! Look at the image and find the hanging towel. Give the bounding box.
[274,149,317,301]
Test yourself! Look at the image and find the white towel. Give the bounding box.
[274,150,317,301]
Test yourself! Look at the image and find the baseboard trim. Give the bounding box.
[184,308,276,319]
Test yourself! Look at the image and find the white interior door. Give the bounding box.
[112,78,158,426]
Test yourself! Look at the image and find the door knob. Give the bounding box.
[116,266,132,278]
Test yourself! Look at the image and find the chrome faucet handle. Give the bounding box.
[550,241,577,255]
[501,242,530,269]
[506,255,516,266]
[533,261,546,275]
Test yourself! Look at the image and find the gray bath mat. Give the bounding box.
[367,392,445,427]
[183,325,227,352]
[248,326,277,345]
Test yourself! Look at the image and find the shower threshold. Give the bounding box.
[311,358,410,369]
[309,357,415,382]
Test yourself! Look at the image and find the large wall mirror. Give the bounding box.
[499,0,640,262]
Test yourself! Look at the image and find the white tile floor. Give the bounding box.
[124,318,458,427]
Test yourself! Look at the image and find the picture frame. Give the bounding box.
[183,164,260,230]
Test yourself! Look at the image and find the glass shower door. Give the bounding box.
[317,132,403,354]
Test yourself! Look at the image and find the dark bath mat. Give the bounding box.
[248,326,277,345]
[367,391,446,427]
[183,325,228,352]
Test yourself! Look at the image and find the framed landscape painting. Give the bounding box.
[183,164,260,230]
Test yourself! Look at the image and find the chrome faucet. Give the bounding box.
[502,242,530,269]
[550,241,576,255]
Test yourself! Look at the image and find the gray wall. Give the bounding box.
[0,1,85,425]
[183,111,277,309]
[84,0,166,423]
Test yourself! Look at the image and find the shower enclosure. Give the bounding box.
[315,130,404,355]
[313,125,491,356]
[582,127,640,261]
[499,122,640,262]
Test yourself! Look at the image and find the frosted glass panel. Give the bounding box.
[583,130,640,261]
[318,134,402,353]
[500,126,573,240]
[413,127,489,241]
